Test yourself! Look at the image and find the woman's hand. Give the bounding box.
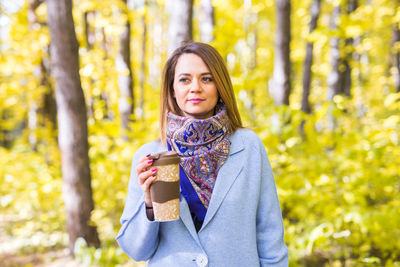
[136,154,157,207]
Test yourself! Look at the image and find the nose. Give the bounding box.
[190,78,201,93]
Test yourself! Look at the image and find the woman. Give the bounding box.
[116,42,288,266]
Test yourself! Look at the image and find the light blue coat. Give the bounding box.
[116,129,288,266]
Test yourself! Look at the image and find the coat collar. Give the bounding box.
[200,130,244,230]
[179,197,201,244]
[178,130,245,240]
[228,130,245,156]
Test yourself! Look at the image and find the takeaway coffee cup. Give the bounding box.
[148,151,181,221]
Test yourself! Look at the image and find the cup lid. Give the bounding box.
[149,151,180,166]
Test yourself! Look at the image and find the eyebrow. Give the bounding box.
[178,72,212,77]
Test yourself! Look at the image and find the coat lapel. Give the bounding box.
[199,131,245,232]
[179,195,201,244]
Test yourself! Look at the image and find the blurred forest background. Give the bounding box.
[0,0,399,266]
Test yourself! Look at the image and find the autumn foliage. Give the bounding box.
[0,0,399,266]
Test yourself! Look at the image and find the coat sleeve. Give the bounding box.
[116,146,160,261]
[255,137,289,267]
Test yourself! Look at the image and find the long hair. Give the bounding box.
[159,42,243,145]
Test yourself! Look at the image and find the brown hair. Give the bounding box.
[159,42,243,145]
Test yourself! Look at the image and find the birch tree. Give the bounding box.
[199,0,214,43]
[269,0,291,105]
[116,0,134,131]
[167,0,193,54]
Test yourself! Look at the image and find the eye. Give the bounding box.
[202,76,213,82]
[179,78,190,83]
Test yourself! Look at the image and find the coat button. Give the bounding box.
[195,254,208,267]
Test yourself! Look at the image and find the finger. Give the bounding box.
[137,154,152,169]
[143,174,157,192]
[138,154,151,163]
[136,158,154,174]
[138,167,157,185]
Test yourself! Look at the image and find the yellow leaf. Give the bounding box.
[384,93,400,107]
[383,115,400,129]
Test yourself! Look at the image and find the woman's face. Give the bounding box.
[173,53,218,119]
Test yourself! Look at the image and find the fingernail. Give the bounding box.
[147,160,153,164]
[146,154,151,157]
[152,173,157,177]
[151,167,157,172]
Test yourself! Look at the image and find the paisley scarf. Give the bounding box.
[166,105,231,209]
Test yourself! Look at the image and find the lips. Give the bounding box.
[188,98,204,104]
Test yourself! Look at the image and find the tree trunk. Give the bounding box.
[41,58,58,130]
[243,0,258,121]
[30,58,57,149]
[100,27,112,119]
[342,0,358,97]
[393,23,400,92]
[0,111,12,148]
[116,0,134,131]
[83,10,95,119]
[28,0,44,24]
[353,35,362,85]
[139,0,148,119]
[28,102,39,151]
[269,0,291,105]
[248,27,258,121]
[301,0,321,113]
[167,0,193,54]
[149,1,165,88]
[84,11,95,49]
[29,0,57,150]
[28,0,42,151]
[199,0,214,43]
[327,5,343,100]
[342,49,352,97]
[46,0,100,254]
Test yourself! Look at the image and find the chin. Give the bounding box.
[184,110,214,119]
